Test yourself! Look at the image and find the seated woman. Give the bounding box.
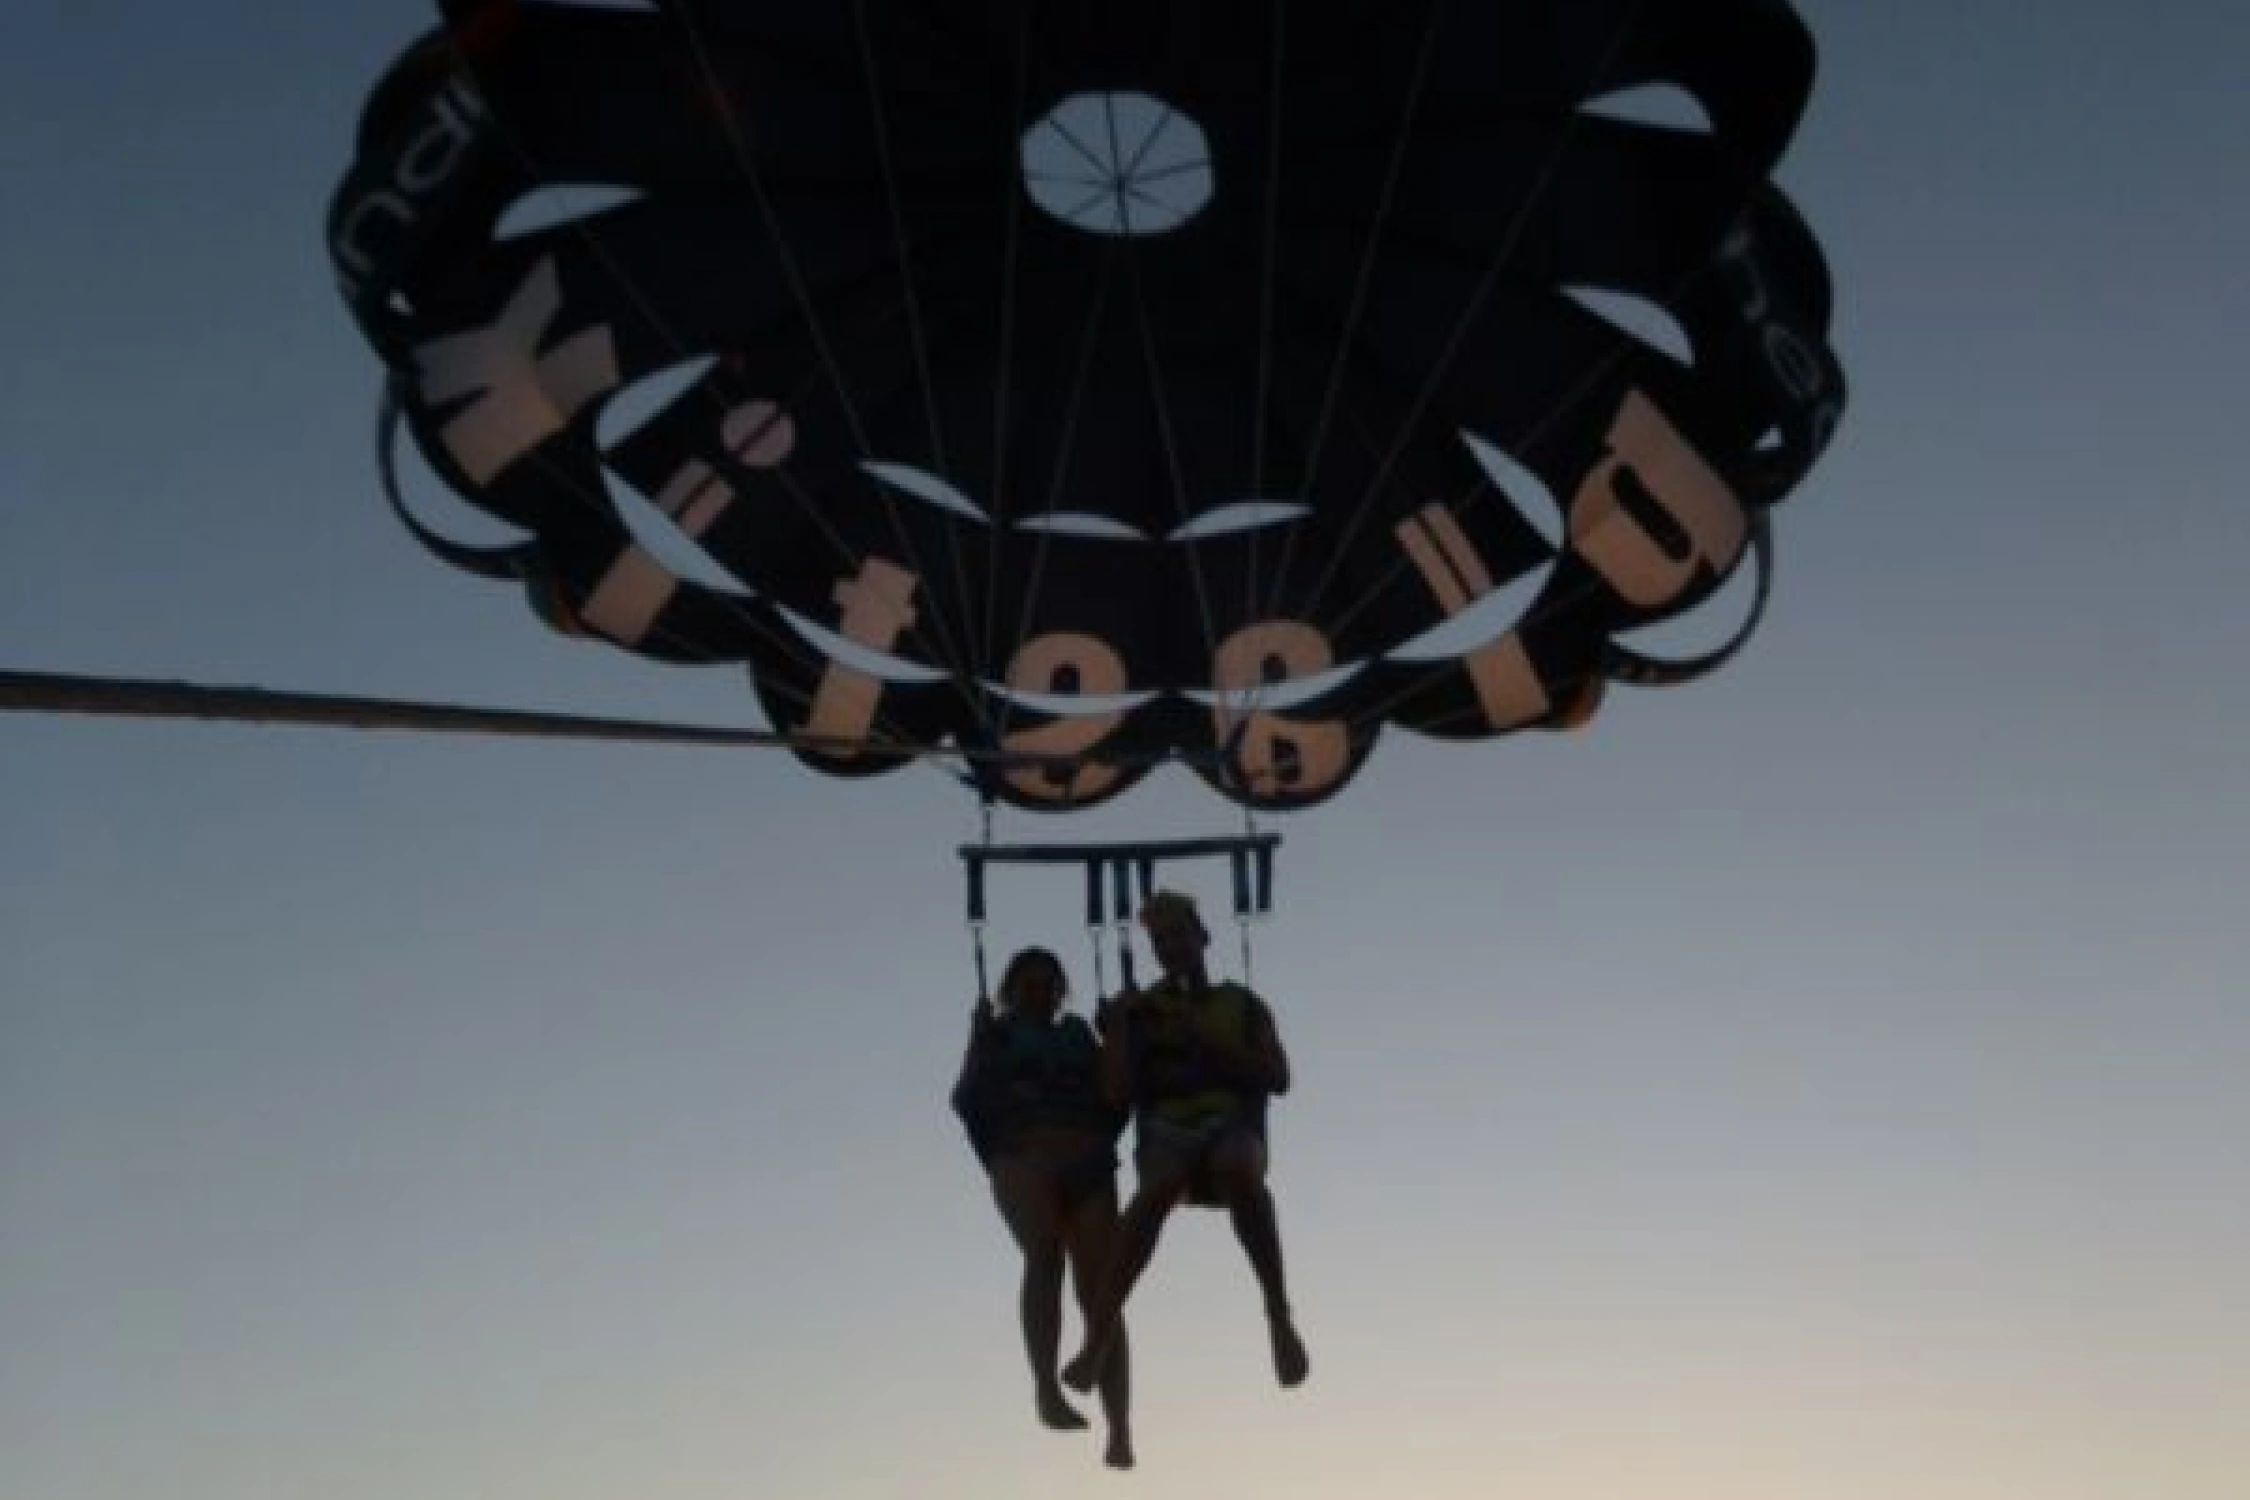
[951,947,1134,1468]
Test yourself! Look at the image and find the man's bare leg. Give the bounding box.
[1061,1155,1186,1393]
[1211,1133,1309,1387]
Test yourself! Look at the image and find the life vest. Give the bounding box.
[957,1013,1119,1158]
[1131,979,1264,1130]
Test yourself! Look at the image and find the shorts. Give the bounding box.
[1134,1110,1263,1207]
[991,1131,1121,1215]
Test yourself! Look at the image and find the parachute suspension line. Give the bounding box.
[1247,0,1665,738]
[1253,0,1450,631]
[1242,0,1290,655]
[415,32,940,754]
[1122,220,1224,676]
[1351,510,1776,740]
[989,242,1126,760]
[958,832,1282,997]
[381,378,857,720]
[1222,801,1276,987]
[1304,265,1663,664]
[1025,81,1232,702]
[397,377,952,760]
[1109,856,1141,993]
[850,0,949,481]
[986,34,1164,765]
[980,8,1039,709]
[1077,860,1112,998]
[441,10,985,746]
[1292,3,1653,642]
[404,36,848,689]
[848,0,998,752]
[1119,221,1245,778]
[1295,7,1795,735]
[665,4,992,730]
[966,797,993,1001]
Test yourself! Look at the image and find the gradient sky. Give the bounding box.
[4,4,2246,1498]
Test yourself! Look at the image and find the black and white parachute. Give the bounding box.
[329,0,1843,813]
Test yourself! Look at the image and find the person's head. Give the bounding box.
[999,946,1069,1021]
[1138,889,1209,980]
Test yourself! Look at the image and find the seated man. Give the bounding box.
[1061,890,1309,1392]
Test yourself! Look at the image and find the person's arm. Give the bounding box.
[1249,996,1291,1095]
[1199,991,1290,1096]
[1094,990,1140,1110]
[949,999,998,1120]
[951,1001,1005,1165]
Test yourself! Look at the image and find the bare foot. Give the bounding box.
[1104,1426,1135,1470]
[1268,1311,1309,1387]
[1059,1339,1106,1394]
[1037,1385,1089,1430]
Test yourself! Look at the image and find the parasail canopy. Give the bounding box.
[329,0,1844,813]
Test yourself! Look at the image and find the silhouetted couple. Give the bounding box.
[951,891,1308,1469]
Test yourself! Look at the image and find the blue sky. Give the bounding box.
[4,4,2246,1498]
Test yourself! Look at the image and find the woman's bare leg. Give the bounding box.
[1065,1183,1134,1468]
[1061,1146,1188,1393]
[990,1158,1086,1429]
